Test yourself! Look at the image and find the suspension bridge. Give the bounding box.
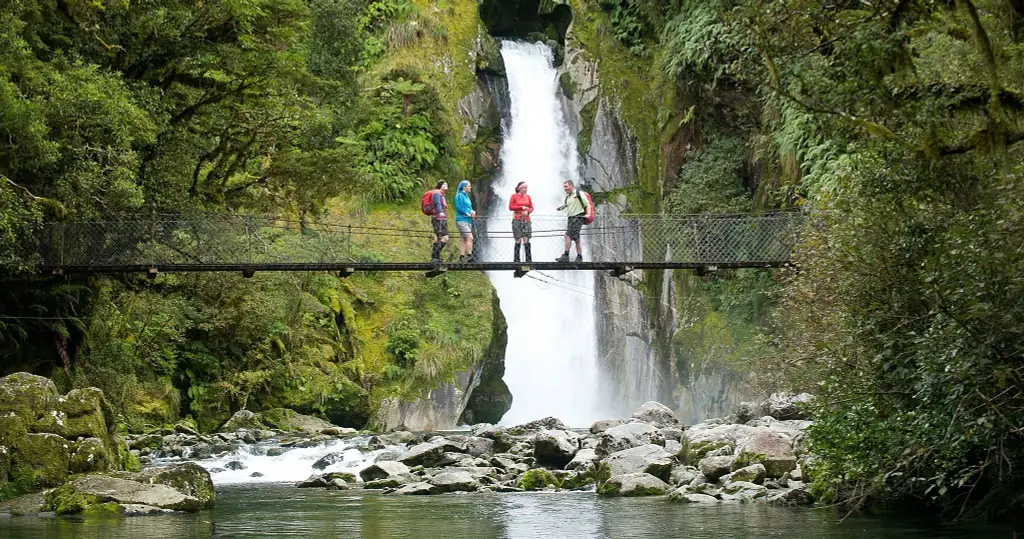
[31,212,803,278]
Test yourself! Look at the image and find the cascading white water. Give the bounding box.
[485,41,604,427]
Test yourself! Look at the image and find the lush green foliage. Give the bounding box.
[0,0,494,433]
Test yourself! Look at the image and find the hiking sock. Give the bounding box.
[524,243,532,263]
[431,242,442,261]
[514,243,521,263]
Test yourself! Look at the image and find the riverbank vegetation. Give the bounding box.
[0,0,504,435]
[586,0,1023,520]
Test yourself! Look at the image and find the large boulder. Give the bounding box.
[507,417,569,435]
[258,408,336,434]
[11,433,70,488]
[698,455,736,482]
[428,471,479,493]
[130,463,216,509]
[46,475,201,514]
[721,463,766,485]
[68,437,111,474]
[59,388,116,445]
[398,443,449,468]
[533,430,579,468]
[565,448,599,471]
[604,445,674,482]
[597,473,670,497]
[0,373,62,434]
[589,419,626,434]
[631,402,680,428]
[219,410,267,432]
[764,393,814,421]
[735,430,797,478]
[596,423,664,456]
[360,461,411,483]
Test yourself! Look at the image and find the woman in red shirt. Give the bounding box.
[509,181,534,262]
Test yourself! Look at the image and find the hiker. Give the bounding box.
[427,181,449,263]
[455,180,476,262]
[555,179,591,262]
[509,181,534,262]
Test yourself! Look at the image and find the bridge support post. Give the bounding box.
[338,268,355,279]
[513,265,531,279]
[242,269,255,278]
[147,267,159,279]
[424,266,447,278]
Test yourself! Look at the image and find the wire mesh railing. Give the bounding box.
[33,212,803,270]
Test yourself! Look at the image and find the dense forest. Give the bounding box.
[1,0,1022,520]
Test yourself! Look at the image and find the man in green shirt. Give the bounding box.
[555,179,592,263]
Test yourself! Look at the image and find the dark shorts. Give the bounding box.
[512,220,532,240]
[432,218,449,239]
[566,215,586,241]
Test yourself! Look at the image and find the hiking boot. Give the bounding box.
[575,255,583,263]
[524,244,532,263]
[555,253,570,263]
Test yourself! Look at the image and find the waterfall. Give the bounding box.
[484,41,604,427]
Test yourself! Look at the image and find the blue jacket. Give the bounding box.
[455,181,473,224]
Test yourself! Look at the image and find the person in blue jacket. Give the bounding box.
[454,180,476,262]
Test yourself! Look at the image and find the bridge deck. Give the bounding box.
[30,213,803,275]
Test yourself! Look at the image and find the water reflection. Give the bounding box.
[1,484,1015,539]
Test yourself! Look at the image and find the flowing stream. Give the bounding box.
[484,41,605,427]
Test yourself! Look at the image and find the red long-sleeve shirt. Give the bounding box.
[509,193,534,222]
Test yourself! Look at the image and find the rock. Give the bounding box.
[69,437,111,474]
[320,427,358,436]
[721,481,768,500]
[698,455,736,482]
[131,463,216,509]
[224,461,246,471]
[360,461,411,482]
[596,423,664,456]
[48,475,201,514]
[669,465,699,486]
[597,473,670,497]
[325,478,349,492]
[664,440,682,455]
[312,452,346,471]
[604,444,674,482]
[428,471,478,493]
[258,409,336,434]
[13,432,70,488]
[490,456,529,474]
[669,490,720,504]
[0,373,62,433]
[517,469,560,491]
[767,487,813,506]
[722,463,766,485]
[220,410,266,432]
[296,475,329,488]
[393,482,436,495]
[764,393,814,420]
[507,417,569,435]
[631,402,680,428]
[735,431,797,478]
[533,430,579,468]
[589,419,626,434]
[659,427,684,443]
[565,448,599,471]
[734,401,764,424]
[398,443,449,468]
[120,504,175,515]
[463,437,495,457]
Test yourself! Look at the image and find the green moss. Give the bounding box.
[144,462,215,509]
[684,441,733,464]
[325,472,357,483]
[576,97,599,157]
[82,502,122,517]
[45,483,104,515]
[518,469,561,491]
[11,433,70,489]
[733,451,767,470]
[622,485,666,497]
[596,480,620,496]
[559,72,578,100]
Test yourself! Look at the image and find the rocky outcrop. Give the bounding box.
[0,373,125,496]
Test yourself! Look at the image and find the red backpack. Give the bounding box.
[577,190,596,225]
[421,189,439,215]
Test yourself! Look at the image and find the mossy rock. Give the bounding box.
[44,482,104,515]
[733,451,767,470]
[324,472,357,483]
[135,463,215,509]
[10,433,70,489]
[81,502,123,517]
[0,413,29,453]
[518,469,561,491]
[0,445,10,484]
[0,373,62,433]
[258,408,335,434]
[681,440,733,465]
[69,437,111,474]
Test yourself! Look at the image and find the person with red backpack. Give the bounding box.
[421,181,449,263]
[555,179,593,263]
